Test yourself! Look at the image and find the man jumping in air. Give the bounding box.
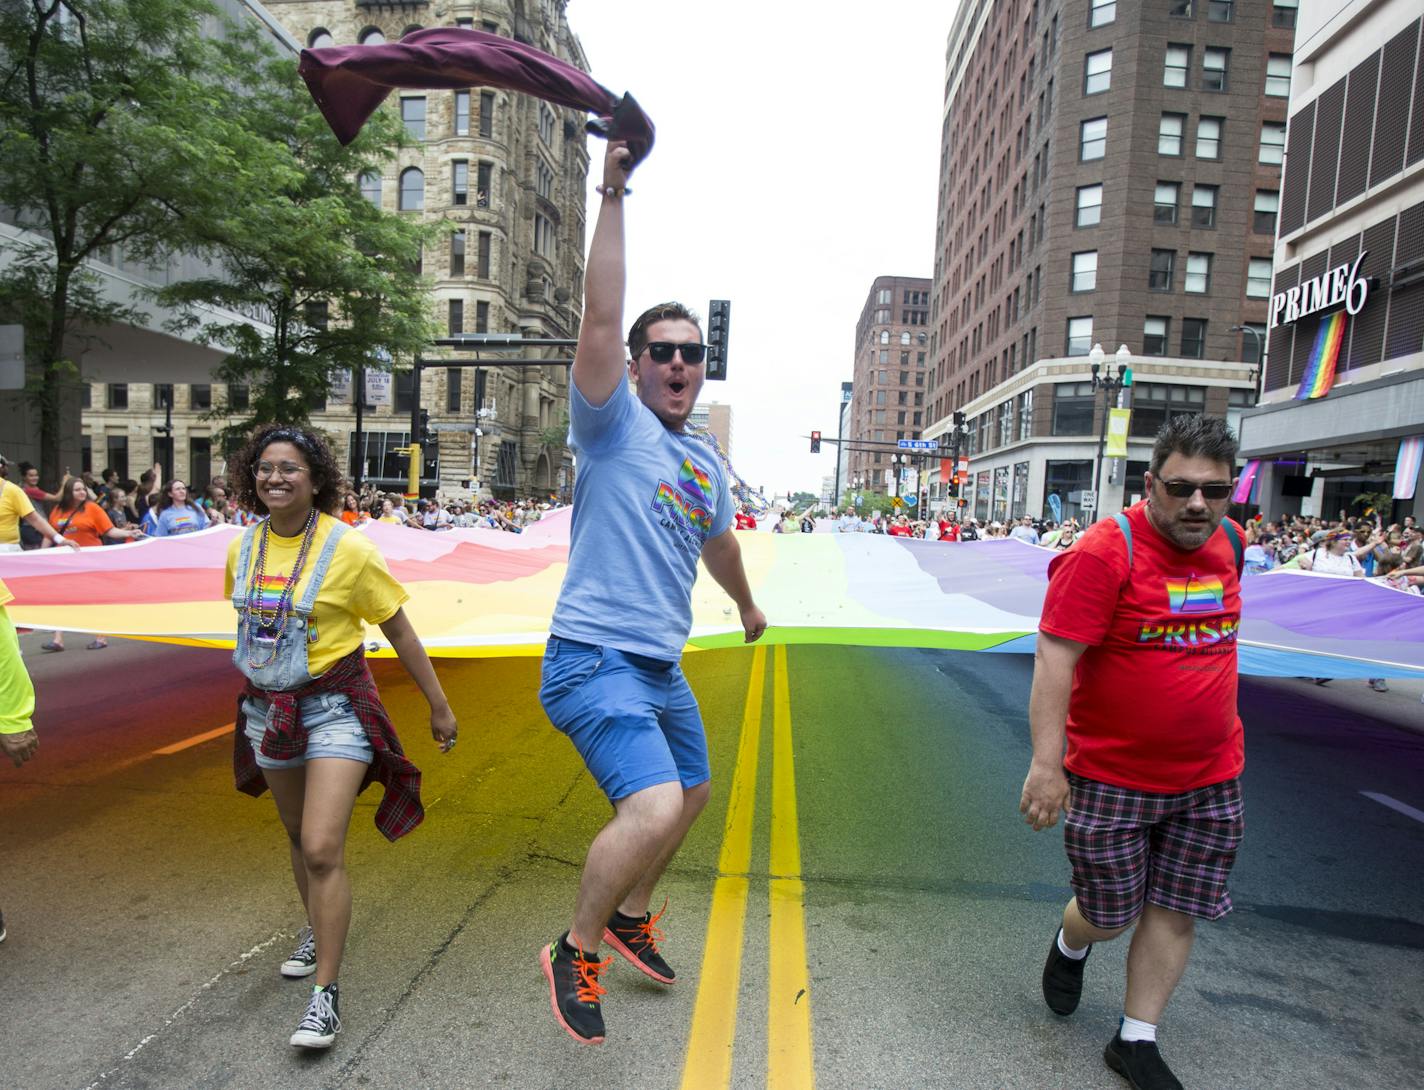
[537,141,767,1046]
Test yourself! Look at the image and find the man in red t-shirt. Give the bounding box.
[1020,416,1245,1090]
[733,505,757,531]
[940,518,960,542]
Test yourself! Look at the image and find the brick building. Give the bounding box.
[846,276,933,498]
[923,0,1293,522]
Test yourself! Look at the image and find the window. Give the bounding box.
[1071,251,1098,292]
[477,231,491,278]
[539,105,556,146]
[228,384,249,411]
[1247,258,1272,298]
[1150,249,1176,291]
[454,90,470,135]
[1089,0,1116,27]
[104,383,128,409]
[1208,0,1233,22]
[1169,0,1192,16]
[1196,116,1222,159]
[1159,113,1185,155]
[1144,316,1171,355]
[1272,0,1297,28]
[475,301,489,333]
[1202,48,1229,92]
[1080,116,1106,160]
[1017,388,1034,441]
[1259,122,1286,164]
[455,16,473,29]
[448,299,464,335]
[479,91,495,138]
[1239,323,1267,365]
[1185,252,1212,293]
[482,20,498,33]
[154,383,174,409]
[447,368,462,413]
[1084,49,1112,94]
[1253,190,1279,234]
[451,160,468,205]
[1066,316,1094,355]
[1053,381,1097,434]
[308,28,334,49]
[1129,383,1206,436]
[536,159,554,201]
[1191,185,1218,228]
[358,172,381,208]
[399,167,424,210]
[401,97,426,141]
[533,213,554,258]
[1265,54,1291,97]
[476,162,492,208]
[1164,45,1190,88]
[359,27,385,45]
[1154,182,1180,224]
[450,229,465,276]
[190,384,211,410]
[1180,318,1208,358]
[1076,184,1103,227]
[107,435,130,480]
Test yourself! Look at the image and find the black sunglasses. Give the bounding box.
[642,341,708,365]
[1155,478,1234,500]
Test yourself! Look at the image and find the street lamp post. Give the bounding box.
[1230,324,1265,404]
[1090,343,1132,520]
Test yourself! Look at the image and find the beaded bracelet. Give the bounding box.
[595,184,631,197]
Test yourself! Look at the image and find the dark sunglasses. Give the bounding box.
[1155,478,1234,500]
[642,341,708,365]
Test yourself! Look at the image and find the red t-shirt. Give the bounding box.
[734,512,757,530]
[941,521,960,541]
[887,523,914,537]
[1038,501,1243,793]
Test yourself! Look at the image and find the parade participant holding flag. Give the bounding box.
[536,141,766,1046]
[226,425,457,1052]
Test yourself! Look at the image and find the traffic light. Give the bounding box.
[946,478,958,499]
[418,408,433,446]
[706,299,730,381]
[810,430,821,454]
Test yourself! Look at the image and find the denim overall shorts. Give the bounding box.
[231,518,372,768]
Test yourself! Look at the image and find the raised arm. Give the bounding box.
[572,143,634,408]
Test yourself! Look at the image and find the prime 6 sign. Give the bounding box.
[1269,251,1371,329]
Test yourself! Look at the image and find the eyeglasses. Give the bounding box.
[642,341,708,365]
[253,462,310,481]
[1155,478,1234,500]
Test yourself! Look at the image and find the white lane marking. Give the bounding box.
[82,929,290,1088]
[1361,791,1424,825]
[152,722,235,755]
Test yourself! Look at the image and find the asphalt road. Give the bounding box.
[1,634,1421,1089]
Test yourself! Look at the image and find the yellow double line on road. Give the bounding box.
[680,644,814,1089]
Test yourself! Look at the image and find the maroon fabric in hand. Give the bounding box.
[299,27,654,165]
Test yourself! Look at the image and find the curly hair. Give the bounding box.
[627,301,702,361]
[229,424,345,518]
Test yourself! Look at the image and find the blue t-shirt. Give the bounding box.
[150,504,208,537]
[550,380,734,661]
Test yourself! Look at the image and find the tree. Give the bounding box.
[155,44,436,448]
[0,0,252,474]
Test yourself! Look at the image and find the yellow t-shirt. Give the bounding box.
[0,480,36,545]
[224,513,409,675]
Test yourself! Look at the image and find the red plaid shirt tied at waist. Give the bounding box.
[233,648,424,842]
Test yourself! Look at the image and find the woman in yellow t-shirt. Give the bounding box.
[224,424,457,1052]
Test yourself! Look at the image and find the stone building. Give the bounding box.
[79,0,591,500]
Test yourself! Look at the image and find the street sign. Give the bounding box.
[1080,489,1097,512]
[892,496,904,508]
[897,439,939,450]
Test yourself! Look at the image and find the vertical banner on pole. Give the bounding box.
[1232,459,1261,505]
[1105,408,1131,459]
[1394,437,1423,500]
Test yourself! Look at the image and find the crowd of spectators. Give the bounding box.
[335,482,564,533]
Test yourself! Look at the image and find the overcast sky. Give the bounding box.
[573,0,955,496]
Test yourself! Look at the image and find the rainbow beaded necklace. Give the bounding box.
[243,507,320,669]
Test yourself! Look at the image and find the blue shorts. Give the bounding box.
[241,692,374,770]
[539,636,709,801]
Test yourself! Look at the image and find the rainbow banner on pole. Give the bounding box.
[1232,459,1261,505]
[1295,310,1347,400]
[1395,436,1423,500]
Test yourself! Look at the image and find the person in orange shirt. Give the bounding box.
[340,492,362,526]
[43,478,143,651]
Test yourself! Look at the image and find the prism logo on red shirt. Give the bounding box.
[1165,575,1224,614]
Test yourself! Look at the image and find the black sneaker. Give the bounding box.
[540,933,613,1045]
[1041,929,1091,1016]
[281,925,317,978]
[289,983,341,1050]
[604,901,675,984]
[1104,1034,1184,1090]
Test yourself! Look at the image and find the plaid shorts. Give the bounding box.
[1064,774,1244,930]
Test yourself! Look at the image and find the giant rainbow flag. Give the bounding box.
[2,510,1421,679]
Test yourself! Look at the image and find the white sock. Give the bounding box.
[1056,927,1089,960]
[1120,1015,1156,1043]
